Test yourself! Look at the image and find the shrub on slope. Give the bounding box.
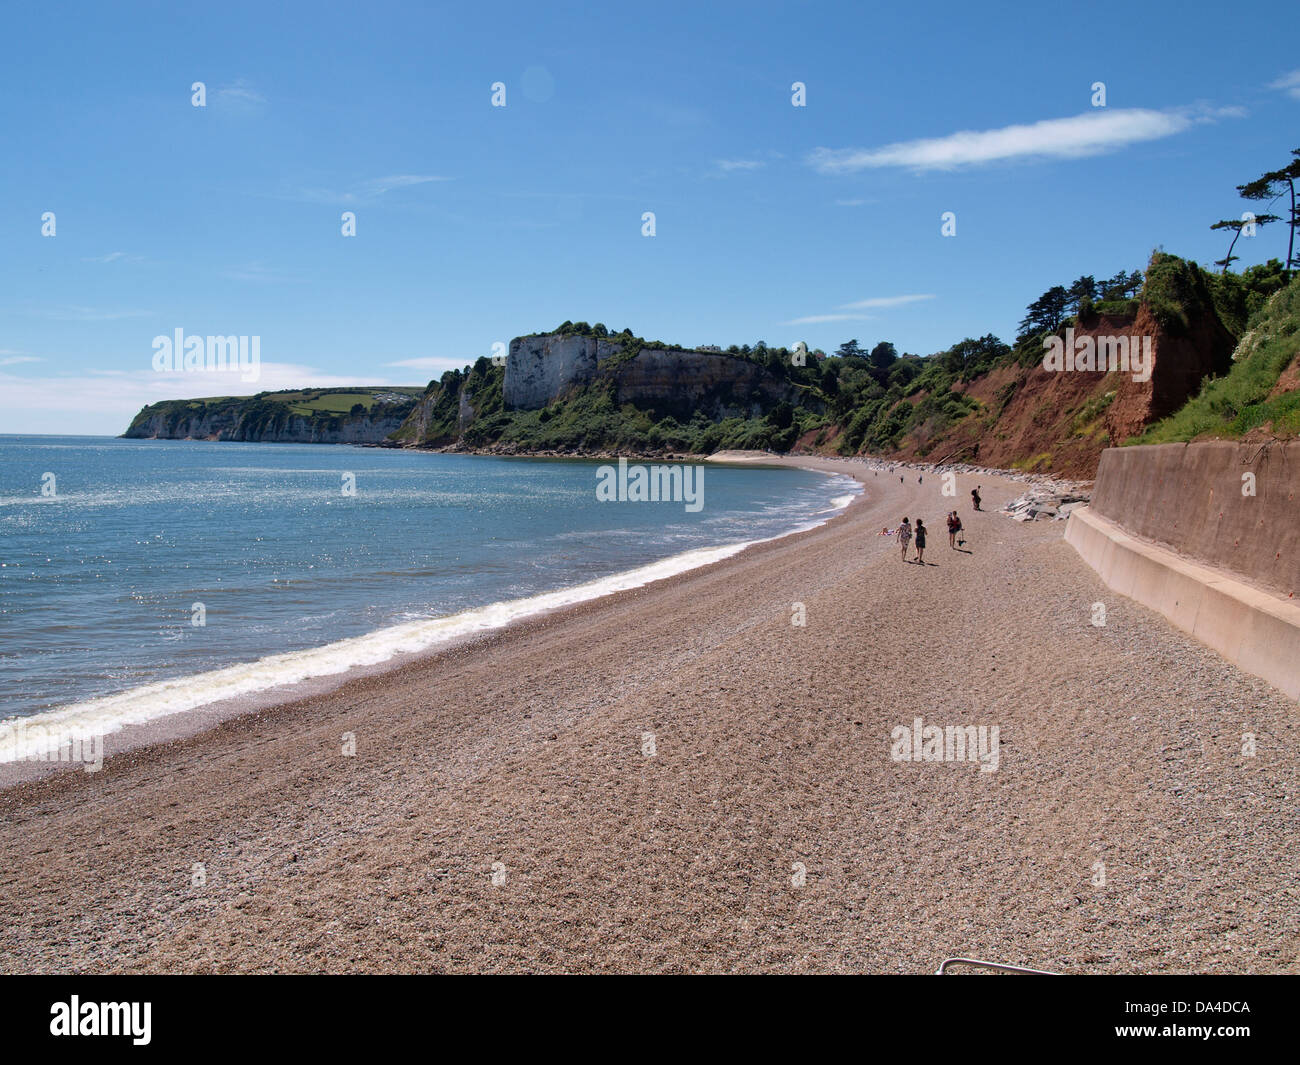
[1135,272,1300,443]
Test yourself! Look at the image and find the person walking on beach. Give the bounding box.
[897,517,912,562]
[914,519,927,565]
[971,486,982,511]
[947,510,962,549]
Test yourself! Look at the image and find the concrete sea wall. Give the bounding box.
[1088,441,1300,598]
[1066,441,1300,699]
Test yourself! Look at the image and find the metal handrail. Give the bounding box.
[936,957,1057,975]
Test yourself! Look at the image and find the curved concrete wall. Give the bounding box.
[1090,441,1300,598]
[1066,506,1300,700]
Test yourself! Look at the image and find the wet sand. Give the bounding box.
[1,457,1297,974]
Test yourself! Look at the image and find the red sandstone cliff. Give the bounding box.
[842,302,1236,480]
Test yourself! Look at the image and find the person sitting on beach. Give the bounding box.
[914,519,927,565]
[897,518,912,562]
[947,510,962,549]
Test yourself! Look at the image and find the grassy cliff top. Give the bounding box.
[132,386,423,417]
[1136,272,1300,444]
[124,386,425,436]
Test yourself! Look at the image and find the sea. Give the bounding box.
[0,436,857,757]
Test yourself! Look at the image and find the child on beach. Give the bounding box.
[897,518,912,562]
[914,519,927,564]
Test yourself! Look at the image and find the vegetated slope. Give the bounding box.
[394,256,1278,477]
[795,253,1276,479]
[392,324,818,454]
[1135,270,1300,445]
[123,387,424,443]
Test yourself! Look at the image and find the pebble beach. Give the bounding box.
[1,456,1296,974]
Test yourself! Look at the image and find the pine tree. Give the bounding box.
[1238,149,1300,278]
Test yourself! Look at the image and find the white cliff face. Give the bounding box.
[125,409,411,443]
[504,335,624,409]
[504,334,798,415]
[457,386,475,433]
[613,347,796,418]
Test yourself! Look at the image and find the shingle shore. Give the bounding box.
[0,457,1295,974]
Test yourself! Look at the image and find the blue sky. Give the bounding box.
[2,0,1297,435]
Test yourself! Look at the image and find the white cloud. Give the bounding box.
[715,159,765,172]
[0,355,40,366]
[222,261,300,284]
[783,294,934,327]
[385,356,474,372]
[360,174,451,196]
[30,306,155,322]
[0,362,411,436]
[834,198,871,207]
[81,251,141,264]
[217,79,266,104]
[808,107,1238,172]
[839,294,934,310]
[293,175,451,206]
[780,313,872,325]
[1270,70,1300,100]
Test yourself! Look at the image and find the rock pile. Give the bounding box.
[1001,488,1091,522]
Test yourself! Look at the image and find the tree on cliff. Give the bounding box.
[869,341,897,367]
[1018,285,1070,338]
[943,334,1009,379]
[1238,148,1300,278]
[1211,215,1278,273]
[864,341,898,385]
[835,339,865,358]
[1066,276,1098,313]
[1097,269,1144,300]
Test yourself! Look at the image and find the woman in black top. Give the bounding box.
[914,519,927,565]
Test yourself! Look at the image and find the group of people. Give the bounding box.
[893,486,980,566]
[895,516,924,563]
